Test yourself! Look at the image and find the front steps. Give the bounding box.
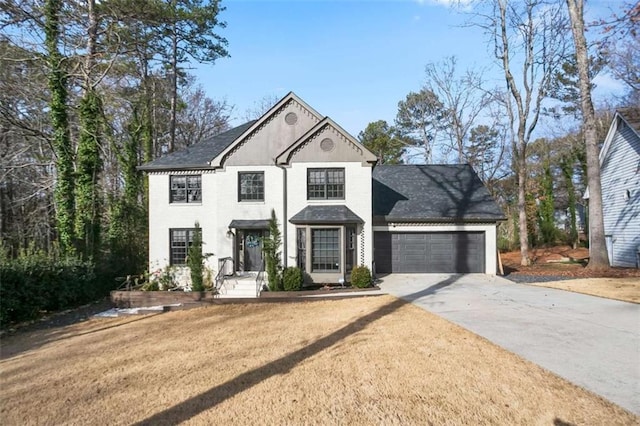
[217,272,264,298]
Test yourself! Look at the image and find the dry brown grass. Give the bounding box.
[528,278,640,304]
[1,296,636,425]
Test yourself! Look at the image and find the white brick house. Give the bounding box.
[140,92,504,286]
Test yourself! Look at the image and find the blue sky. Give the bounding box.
[192,0,627,137]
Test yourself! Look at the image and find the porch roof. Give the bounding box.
[289,205,364,224]
[228,219,270,229]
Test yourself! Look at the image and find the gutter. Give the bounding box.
[137,164,217,172]
[276,162,288,264]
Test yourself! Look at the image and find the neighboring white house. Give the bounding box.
[585,108,640,268]
[139,92,505,286]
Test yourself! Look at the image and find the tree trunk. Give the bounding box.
[74,0,102,259]
[45,0,75,254]
[517,161,530,265]
[168,20,178,154]
[565,0,609,270]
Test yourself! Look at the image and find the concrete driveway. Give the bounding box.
[378,274,640,415]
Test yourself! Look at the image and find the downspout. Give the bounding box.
[276,162,288,264]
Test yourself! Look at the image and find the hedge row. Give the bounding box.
[0,255,105,328]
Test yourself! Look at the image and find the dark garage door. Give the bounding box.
[374,232,485,273]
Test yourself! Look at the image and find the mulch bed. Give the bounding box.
[501,245,640,282]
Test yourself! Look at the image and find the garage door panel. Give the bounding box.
[374,231,485,274]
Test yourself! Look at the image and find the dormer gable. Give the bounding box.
[211,92,323,168]
[276,117,377,166]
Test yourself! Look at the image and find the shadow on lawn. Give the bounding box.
[0,312,165,360]
[132,275,462,426]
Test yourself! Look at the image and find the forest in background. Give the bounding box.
[0,1,638,325]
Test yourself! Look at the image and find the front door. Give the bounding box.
[244,230,263,271]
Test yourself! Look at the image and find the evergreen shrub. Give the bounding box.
[350,265,372,288]
[0,251,99,328]
[282,267,304,291]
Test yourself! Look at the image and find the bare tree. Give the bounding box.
[176,80,232,148]
[565,0,609,269]
[243,94,280,121]
[424,56,491,162]
[475,0,568,265]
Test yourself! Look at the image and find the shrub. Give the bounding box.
[350,265,372,288]
[0,251,101,328]
[263,209,282,291]
[149,264,177,290]
[188,222,205,291]
[282,267,304,291]
[141,280,159,291]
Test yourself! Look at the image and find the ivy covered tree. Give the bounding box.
[44,0,76,254]
[75,89,103,259]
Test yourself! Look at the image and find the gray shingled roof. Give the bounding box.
[618,107,640,135]
[138,121,256,171]
[228,219,270,229]
[372,164,505,222]
[290,205,364,224]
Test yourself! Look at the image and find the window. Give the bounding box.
[311,228,340,271]
[346,226,357,273]
[170,228,198,265]
[297,228,306,271]
[307,168,344,200]
[170,175,201,203]
[238,172,264,201]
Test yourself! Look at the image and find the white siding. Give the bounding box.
[286,162,374,274]
[148,172,218,272]
[215,165,285,263]
[600,122,640,268]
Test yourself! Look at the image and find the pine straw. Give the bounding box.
[1,296,636,425]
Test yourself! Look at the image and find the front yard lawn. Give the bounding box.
[1,296,636,424]
[527,277,640,304]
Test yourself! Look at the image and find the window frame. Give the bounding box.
[170,175,202,204]
[311,228,341,272]
[307,168,345,200]
[345,226,357,273]
[238,171,265,202]
[296,228,306,271]
[169,228,198,265]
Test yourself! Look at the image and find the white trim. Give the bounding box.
[148,169,215,175]
[373,223,495,232]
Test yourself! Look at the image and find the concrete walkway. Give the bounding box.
[378,274,640,415]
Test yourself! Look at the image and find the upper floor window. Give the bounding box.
[238,172,264,201]
[170,175,201,203]
[308,168,345,200]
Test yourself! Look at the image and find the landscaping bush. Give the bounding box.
[282,267,304,291]
[0,252,101,328]
[187,222,205,291]
[350,265,372,288]
[264,209,283,291]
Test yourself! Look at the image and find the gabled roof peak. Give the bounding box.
[211,91,324,168]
